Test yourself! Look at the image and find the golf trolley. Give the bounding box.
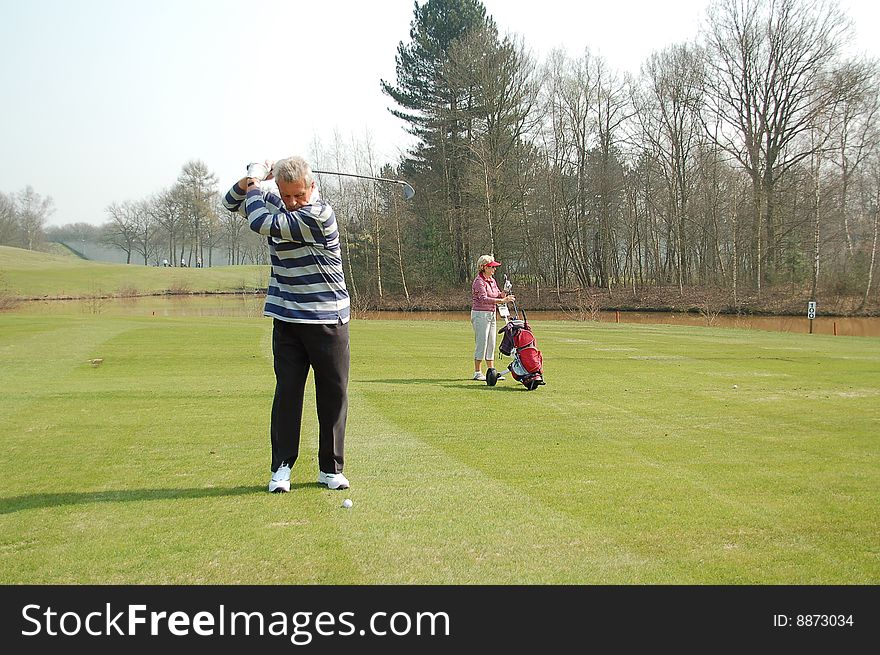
[486,275,546,391]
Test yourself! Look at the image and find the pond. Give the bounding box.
[6,295,880,337]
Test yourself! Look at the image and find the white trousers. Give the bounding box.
[471,310,497,360]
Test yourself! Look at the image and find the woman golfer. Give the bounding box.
[470,255,514,380]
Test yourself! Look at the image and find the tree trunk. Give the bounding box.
[483,159,495,255]
[754,183,763,298]
[675,206,684,298]
[732,183,739,310]
[394,208,409,302]
[861,191,879,310]
[810,150,821,301]
[374,193,382,299]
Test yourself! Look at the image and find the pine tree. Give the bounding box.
[381,0,494,283]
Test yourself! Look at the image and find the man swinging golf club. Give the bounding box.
[223,156,351,493]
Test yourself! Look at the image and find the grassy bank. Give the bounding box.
[1,307,877,583]
[0,245,266,298]
[4,245,877,317]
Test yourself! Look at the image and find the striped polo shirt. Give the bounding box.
[223,183,350,325]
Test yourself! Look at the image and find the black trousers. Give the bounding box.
[270,319,350,474]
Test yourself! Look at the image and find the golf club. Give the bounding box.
[312,170,416,200]
[498,274,514,322]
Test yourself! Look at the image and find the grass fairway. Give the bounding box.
[1,307,877,584]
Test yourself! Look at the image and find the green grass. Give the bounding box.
[1,307,877,583]
[0,245,267,298]
[1,247,877,583]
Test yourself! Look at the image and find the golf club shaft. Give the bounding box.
[312,170,415,200]
[313,170,405,186]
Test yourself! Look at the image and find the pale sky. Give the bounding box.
[1,0,877,227]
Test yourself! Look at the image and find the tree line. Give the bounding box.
[4,0,878,310]
[45,161,269,267]
[0,187,55,253]
[369,0,879,310]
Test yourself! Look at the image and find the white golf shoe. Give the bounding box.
[318,471,350,490]
[472,371,486,381]
[268,463,292,493]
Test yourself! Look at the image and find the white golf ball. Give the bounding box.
[733,384,738,389]
[342,499,353,509]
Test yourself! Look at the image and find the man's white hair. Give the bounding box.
[273,156,314,186]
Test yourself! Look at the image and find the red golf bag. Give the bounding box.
[498,315,545,391]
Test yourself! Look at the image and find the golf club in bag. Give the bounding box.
[486,274,545,390]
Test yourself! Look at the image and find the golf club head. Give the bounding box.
[401,182,415,200]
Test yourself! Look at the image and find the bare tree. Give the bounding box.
[218,204,247,265]
[541,49,601,288]
[313,130,361,300]
[198,191,224,267]
[16,186,53,250]
[388,179,411,302]
[634,44,707,297]
[804,61,877,299]
[829,61,880,259]
[447,29,539,259]
[702,0,851,295]
[539,49,579,293]
[129,200,159,265]
[862,159,880,309]
[150,188,187,265]
[0,192,20,247]
[177,160,218,266]
[592,59,632,293]
[102,201,140,263]
[355,134,385,299]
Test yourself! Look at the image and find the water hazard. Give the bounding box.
[7,295,880,337]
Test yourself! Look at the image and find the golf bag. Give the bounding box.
[497,314,545,391]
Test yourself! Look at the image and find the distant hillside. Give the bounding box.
[53,240,235,266]
[0,244,93,268]
[46,242,85,258]
[54,240,143,264]
[0,245,267,298]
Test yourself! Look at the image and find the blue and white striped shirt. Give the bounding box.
[223,183,350,325]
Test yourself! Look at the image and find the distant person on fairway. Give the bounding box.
[471,255,514,380]
[223,156,351,493]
